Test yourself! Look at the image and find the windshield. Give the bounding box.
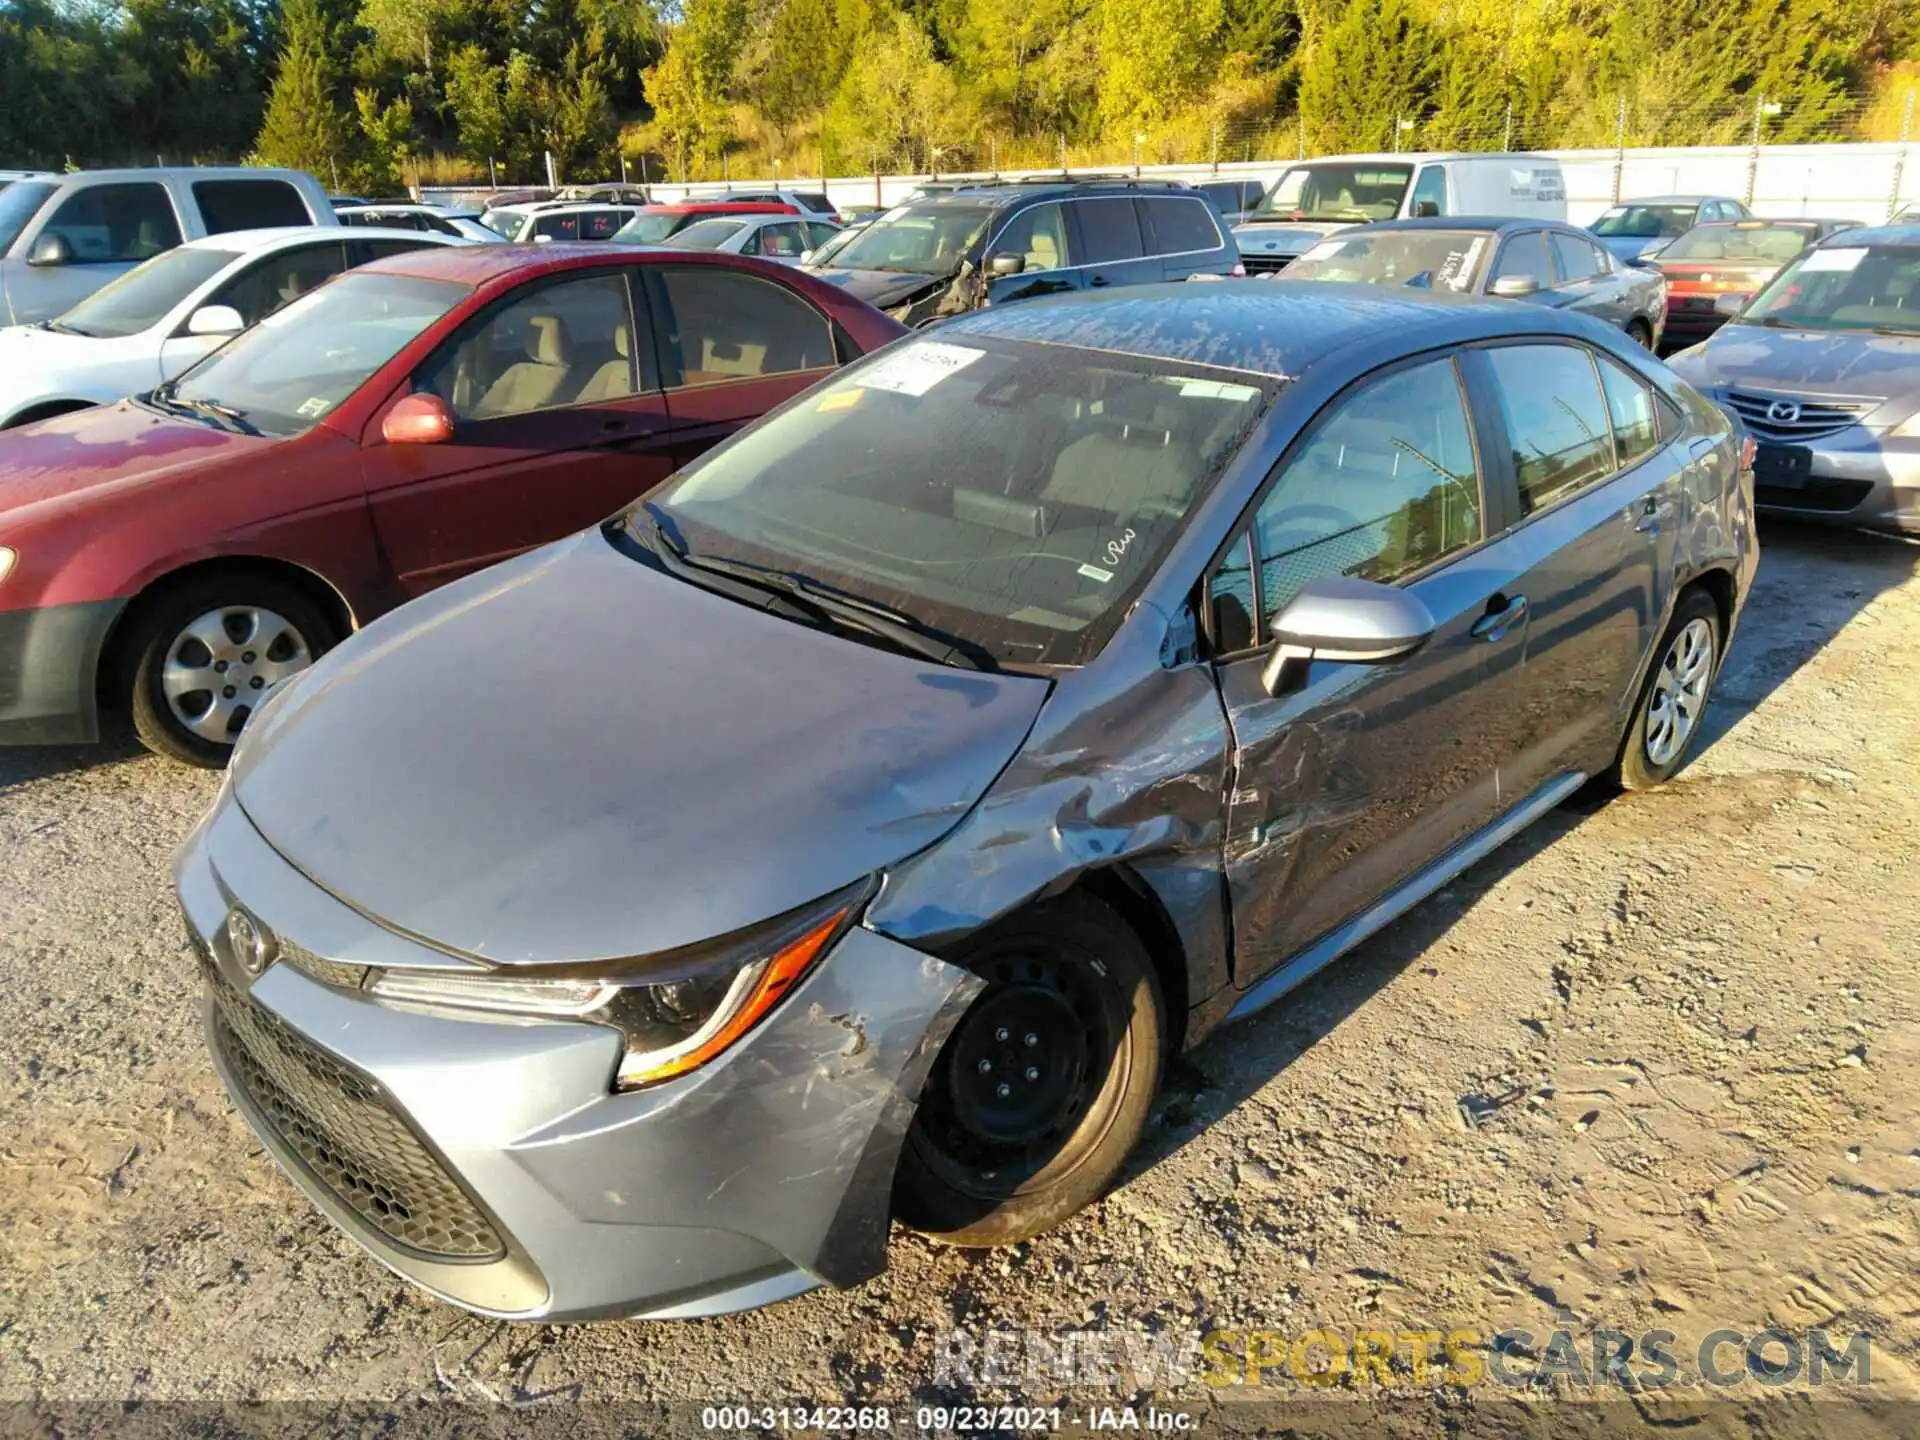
[804,223,866,267]
[1251,164,1411,223]
[1592,204,1698,239]
[615,211,689,244]
[1738,244,1920,335]
[1287,229,1489,292]
[664,218,747,249]
[1658,224,1815,264]
[637,335,1273,666]
[819,203,992,274]
[481,211,524,238]
[56,245,238,337]
[0,179,56,253]
[167,273,467,435]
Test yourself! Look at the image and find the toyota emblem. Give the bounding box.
[226,906,275,977]
[1766,399,1802,424]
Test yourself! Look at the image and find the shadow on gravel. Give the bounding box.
[1691,518,1919,760]
[0,720,153,795]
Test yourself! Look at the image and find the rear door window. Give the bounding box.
[1484,343,1617,513]
[646,266,835,387]
[534,212,581,240]
[193,179,314,233]
[39,182,182,262]
[747,220,808,259]
[1597,354,1663,469]
[1140,196,1222,256]
[1071,198,1146,265]
[581,210,626,240]
[1550,231,1603,282]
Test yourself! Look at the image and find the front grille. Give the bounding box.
[208,968,504,1261]
[1241,254,1293,275]
[1723,388,1879,443]
[1755,476,1875,513]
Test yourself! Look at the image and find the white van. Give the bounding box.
[1231,152,1567,273]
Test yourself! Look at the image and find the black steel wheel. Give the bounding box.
[895,892,1164,1246]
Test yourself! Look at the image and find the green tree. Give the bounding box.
[1095,0,1226,135]
[354,87,415,191]
[1297,0,1441,152]
[643,0,749,175]
[826,11,965,171]
[255,0,357,183]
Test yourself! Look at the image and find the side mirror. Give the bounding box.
[1488,274,1541,299]
[1412,199,1440,219]
[1260,576,1437,696]
[186,304,245,337]
[987,251,1025,277]
[381,392,456,445]
[26,233,72,267]
[1712,292,1750,317]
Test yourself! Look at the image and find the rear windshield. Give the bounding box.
[58,244,238,337]
[1658,224,1815,263]
[615,211,690,244]
[820,203,994,275]
[0,179,57,253]
[664,218,747,249]
[638,335,1276,666]
[1740,244,1920,335]
[1592,204,1697,239]
[1289,229,1490,291]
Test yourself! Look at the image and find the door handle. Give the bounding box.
[1471,593,1528,642]
[1089,275,1111,288]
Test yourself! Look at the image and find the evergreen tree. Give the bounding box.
[255,0,356,182]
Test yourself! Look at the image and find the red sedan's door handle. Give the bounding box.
[600,417,655,440]
[1471,592,1528,642]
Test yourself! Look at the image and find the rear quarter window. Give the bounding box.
[194,179,314,233]
[1141,197,1223,256]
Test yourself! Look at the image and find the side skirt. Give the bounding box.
[1225,770,1588,1024]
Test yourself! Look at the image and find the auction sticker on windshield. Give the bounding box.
[1800,248,1866,273]
[854,340,984,397]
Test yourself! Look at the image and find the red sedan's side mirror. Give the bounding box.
[382,392,456,445]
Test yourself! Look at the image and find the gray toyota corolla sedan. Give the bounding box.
[175,281,1757,1322]
[1668,223,1920,534]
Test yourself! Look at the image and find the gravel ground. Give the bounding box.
[2,522,1916,1437]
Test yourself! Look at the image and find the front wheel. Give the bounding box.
[125,575,337,767]
[1614,589,1721,790]
[895,893,1164,1246]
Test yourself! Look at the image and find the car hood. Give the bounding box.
[1596,234,1666,261]
[1668,324,1920,409]
[0,399,274,516]
[808,268,951,308]
[0,323,152,401]
[232,528,1052,967]
[1230,220,1353,256]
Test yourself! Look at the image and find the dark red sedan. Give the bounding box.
[0,244,906,764]
[1654,218,1861,350]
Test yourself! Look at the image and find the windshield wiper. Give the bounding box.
[144,379,256,434]
[34,318,90,337]
[630,504,993,671]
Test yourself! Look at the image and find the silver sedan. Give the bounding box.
[659,213,842,265]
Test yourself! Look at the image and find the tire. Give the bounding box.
[1613,588,1721,791]
[895,892,1165,1246]
[1625,318,1654,349]
[125,574,338,767]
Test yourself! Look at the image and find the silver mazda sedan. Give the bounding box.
[176,282,1757,1322]
[1668,222,1920,535]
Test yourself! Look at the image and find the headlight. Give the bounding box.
[0,547,14,585]
[364,882,867,1089]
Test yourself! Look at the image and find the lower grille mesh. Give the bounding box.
[209,973,505,1261]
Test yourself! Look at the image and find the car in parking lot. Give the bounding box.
[1668,223,1920,535]
[482,203,640,243]
[660,213,842,264]
[174,281,1754,1322]
[611,201,800,246]
[804,181,1239,325]
[0,166,336,324]
[693,188,841,224]
[1649,218,1859,349]
[1281,217,1666,346]
[1196,178,1268,225]
[335,204,505,243]
[0,244,905,761]
[1589,194,1751,262]
[0,226,468,429]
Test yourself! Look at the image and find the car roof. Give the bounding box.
[937,279,1592,378]
[905,182,1200,208]
[643,201,795,215]
[1608,195,1731,206]
[355,241,783,287]
[176,225,438,253]
[33,165,312,184]
[1351,215,1586,235]
[1817,223,1920,246]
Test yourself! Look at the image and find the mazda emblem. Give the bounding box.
[226,906,275,977]
[1766,399,1802,424]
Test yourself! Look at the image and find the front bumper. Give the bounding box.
[1744,430,1920,536]
[0,598,121,745]
[175,793,982,1322]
